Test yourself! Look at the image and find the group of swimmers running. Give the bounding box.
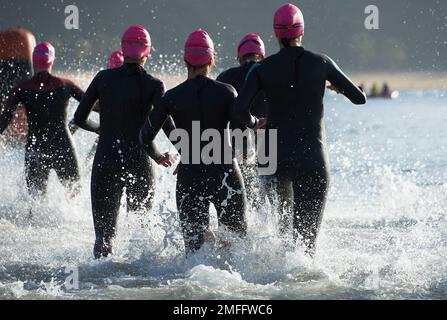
[0,3,367,259]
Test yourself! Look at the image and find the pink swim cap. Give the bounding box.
[121,25,151,60]
[32,41,55,69]
[238,34,265,59]
[184,29,214,67]
[274,3,305,39]
[107,50,124,69]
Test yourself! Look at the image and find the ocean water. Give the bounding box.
[0,87,446,300]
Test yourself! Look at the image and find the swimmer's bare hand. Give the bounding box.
[255,118,267,130]
[156,153,176,167]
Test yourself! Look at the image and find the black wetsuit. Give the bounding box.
[234,46,366,253]
[217,61,268,208]
[0,71,83,197]
[217,61,267,120]
[0,60,33,103]
[140,76,247,255]
[73,63,175,259]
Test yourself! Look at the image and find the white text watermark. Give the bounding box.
[168,122,278,175]
[365,5,380,30]
[65,5,79,30]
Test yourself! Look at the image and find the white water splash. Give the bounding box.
[0,88,446,299]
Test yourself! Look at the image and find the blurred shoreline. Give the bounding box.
[60,70,447,91]
[350,72,447,90]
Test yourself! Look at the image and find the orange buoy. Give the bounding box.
[0,28,36,144]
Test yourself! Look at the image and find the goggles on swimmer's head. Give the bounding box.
[273,23,304,31]
[237,39,263,52]
[33,50,55,57]
[185,47,214,55]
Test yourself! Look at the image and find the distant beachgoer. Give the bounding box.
[73,26,176,259]
[370,83,380,97]
[0,41,83,199]
[140,29,247,256]
[234,4,367,255]
[381,83,390,96]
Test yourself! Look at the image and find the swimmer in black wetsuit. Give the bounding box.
[73,26,176,259]
[0,42,83,198]
[140,30,247,256]
[217,34,268,209]
[234,4,367,254]
[77,51,126,165]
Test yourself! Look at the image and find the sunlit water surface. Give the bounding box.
[0,83,446,300]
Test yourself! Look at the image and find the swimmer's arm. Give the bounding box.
[73,76,100,134]
[227,87,246,130]
[69,81,85,102]
[233,67,261,129]
[67,82,85,134]
[161,115,176,138]
[325,55,367,105]
[216,72,224,82]
[154,82,176,142]
[217,73,245,129]
[0,88,20,134]
[140,99,170,161]
[229,89,250,162]
[216,70,230,84]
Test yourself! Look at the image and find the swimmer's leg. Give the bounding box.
[213,165,247,237]
[239,164,260,210]
[54,147,81,197]
[25,152,50,199]
[176,167,210,256]
[91,163,123,259]
[85,137,99,165]
[292,170,329,255]
[126,160,155,213]
[272,173,294,236]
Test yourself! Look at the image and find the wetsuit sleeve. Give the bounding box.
[73,75,101,134]
[139,98,170,161]
[66,81,85,135]
[0,87,20,134]
[218,72,243,129]
[69,81,85,102]
[233,67,261,129]
[216,71,229,83]
[324,55,367,105]
[161,115,176,138]
[227,86,243,129]
[153,81,166,105]
[152,81,176,139]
